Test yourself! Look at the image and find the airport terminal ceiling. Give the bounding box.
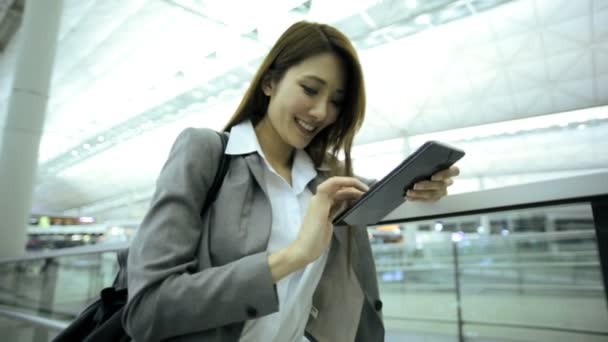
[0,0,607,218]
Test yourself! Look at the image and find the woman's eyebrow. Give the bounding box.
[303,75,326,84]
[302,75,344,94]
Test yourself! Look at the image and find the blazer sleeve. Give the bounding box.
[122,128,278,341]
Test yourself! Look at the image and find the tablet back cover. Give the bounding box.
[335,142,464,226]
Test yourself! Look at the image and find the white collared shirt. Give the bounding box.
[227,120,329,342]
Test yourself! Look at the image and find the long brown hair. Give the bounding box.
[223,21,366,178]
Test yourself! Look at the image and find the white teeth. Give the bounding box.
[296,118,316,132]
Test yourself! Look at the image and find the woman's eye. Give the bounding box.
[301,85,318,96]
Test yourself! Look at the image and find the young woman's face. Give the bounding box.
[263,52,346,150]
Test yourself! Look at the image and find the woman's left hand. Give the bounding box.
[405,166,460,202]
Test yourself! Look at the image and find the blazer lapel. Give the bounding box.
[240,153,273,254]
[244,153,268,195]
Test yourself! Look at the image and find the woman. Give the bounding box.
[123,21,458,342]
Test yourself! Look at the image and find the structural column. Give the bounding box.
[0,1,63,258]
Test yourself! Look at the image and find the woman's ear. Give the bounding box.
[262,75,274,96]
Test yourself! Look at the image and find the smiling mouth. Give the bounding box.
[295,117,317,135]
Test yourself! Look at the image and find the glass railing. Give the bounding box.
[0,243,127,341]
[377,172,608,342]
[375,221,607,341]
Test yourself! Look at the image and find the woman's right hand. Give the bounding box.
[292,177,369,264]
[268,177,369,283]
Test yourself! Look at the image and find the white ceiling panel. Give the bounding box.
[536,0,581,24]
[596,48,608,74]
[523,86,554,115]
[488,1,535,38]
[597,73,608,103]
[595,8,608,39]
[462,46,500,73]
[549,51,593,81]
[497,32,534,62]
[508,59,546,89]
[483,95,516,121]
[1,0,606,216]
[510,33,544,63]
[594,0,608,11]
[554,78,595,103]
[512,87,543,115]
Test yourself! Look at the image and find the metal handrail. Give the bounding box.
[0,241,128,265]
[383,315,608,336]
[375,260,601,272]
[373,248,598,261]
[370,231,598,253]
[0,304,69,332]
[380,283,604,291]
[381,171,608,224]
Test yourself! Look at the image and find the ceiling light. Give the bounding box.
[406,0,417,9]
[71,151,79,157]
[79,217,95,223]
[408,105,608,145]
[83,143,91,150]
[451,231,464,242]
[97,136,105,142]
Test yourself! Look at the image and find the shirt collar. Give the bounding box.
[292,148,317,193]
[225,120,317,193]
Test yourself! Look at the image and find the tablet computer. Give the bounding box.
[332,141,465,227]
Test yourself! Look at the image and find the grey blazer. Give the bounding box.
[123,127,384,342]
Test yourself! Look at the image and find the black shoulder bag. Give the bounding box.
[53,131,231,342]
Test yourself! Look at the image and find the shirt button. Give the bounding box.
[246,305,258,318]
[374,300,383,311]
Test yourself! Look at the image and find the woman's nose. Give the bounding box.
[309,100,329,122]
